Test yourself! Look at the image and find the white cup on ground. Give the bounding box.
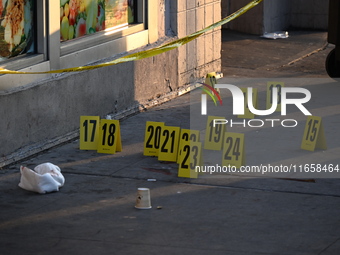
[135,188,152,209]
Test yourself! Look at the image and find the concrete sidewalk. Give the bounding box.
[1,30,340,255]
[222,29,331,78]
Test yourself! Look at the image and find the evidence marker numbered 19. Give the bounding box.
[222,132,245,169]
[144,121,165,156]
[301,116,327,152]
[204,116,226,151]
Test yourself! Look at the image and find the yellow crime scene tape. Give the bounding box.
[0,0,263,75]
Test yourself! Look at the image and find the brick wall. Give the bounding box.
[171,0,222,85]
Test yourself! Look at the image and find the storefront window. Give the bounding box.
[60,0,135,42]
[0,0,35,62]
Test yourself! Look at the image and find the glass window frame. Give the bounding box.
[0,0,147,72]
[0,0,47,70]
[60,0,146,56]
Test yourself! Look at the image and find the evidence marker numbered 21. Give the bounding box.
[158,126,181,162]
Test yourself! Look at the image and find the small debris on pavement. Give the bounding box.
[262,31,289,39]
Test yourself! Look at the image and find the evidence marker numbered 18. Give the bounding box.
[301,116,327,152]
[178,141,202,179]
[222,132,245,169]
[144,121,165,156]
[158,126,181,162]
[97,119,122,154]
[80,116,100,150]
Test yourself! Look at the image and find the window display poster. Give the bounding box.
[60,0,133,42]
[0,0,34,61]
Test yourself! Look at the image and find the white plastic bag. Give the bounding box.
[18,163,65,194]
[262,31,289,39]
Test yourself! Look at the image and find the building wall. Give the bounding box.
[221,0,328,34]
[226,0,264,34]
[290,0,329,30]
[263,0,291,33]
[171,0,222,86]
[0,0,221,167]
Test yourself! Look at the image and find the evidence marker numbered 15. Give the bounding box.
[301,116,327,152]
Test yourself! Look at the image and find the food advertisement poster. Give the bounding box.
[60,0,132,42]
[0,0,34,61]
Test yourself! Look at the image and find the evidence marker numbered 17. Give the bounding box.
[80,116,100,150]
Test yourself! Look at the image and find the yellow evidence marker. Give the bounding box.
[97,119,122,154]
[301,116,327,152]
[267,82,285,112]
[205,72,218,89]
[222,132,245,169]
[178,141,202,179]
[144,121,165,156]
[177,129,200,163]
[158,126,181,162]
[204,116,226,151]
[238,88,258,119]
[80,116,100,150]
